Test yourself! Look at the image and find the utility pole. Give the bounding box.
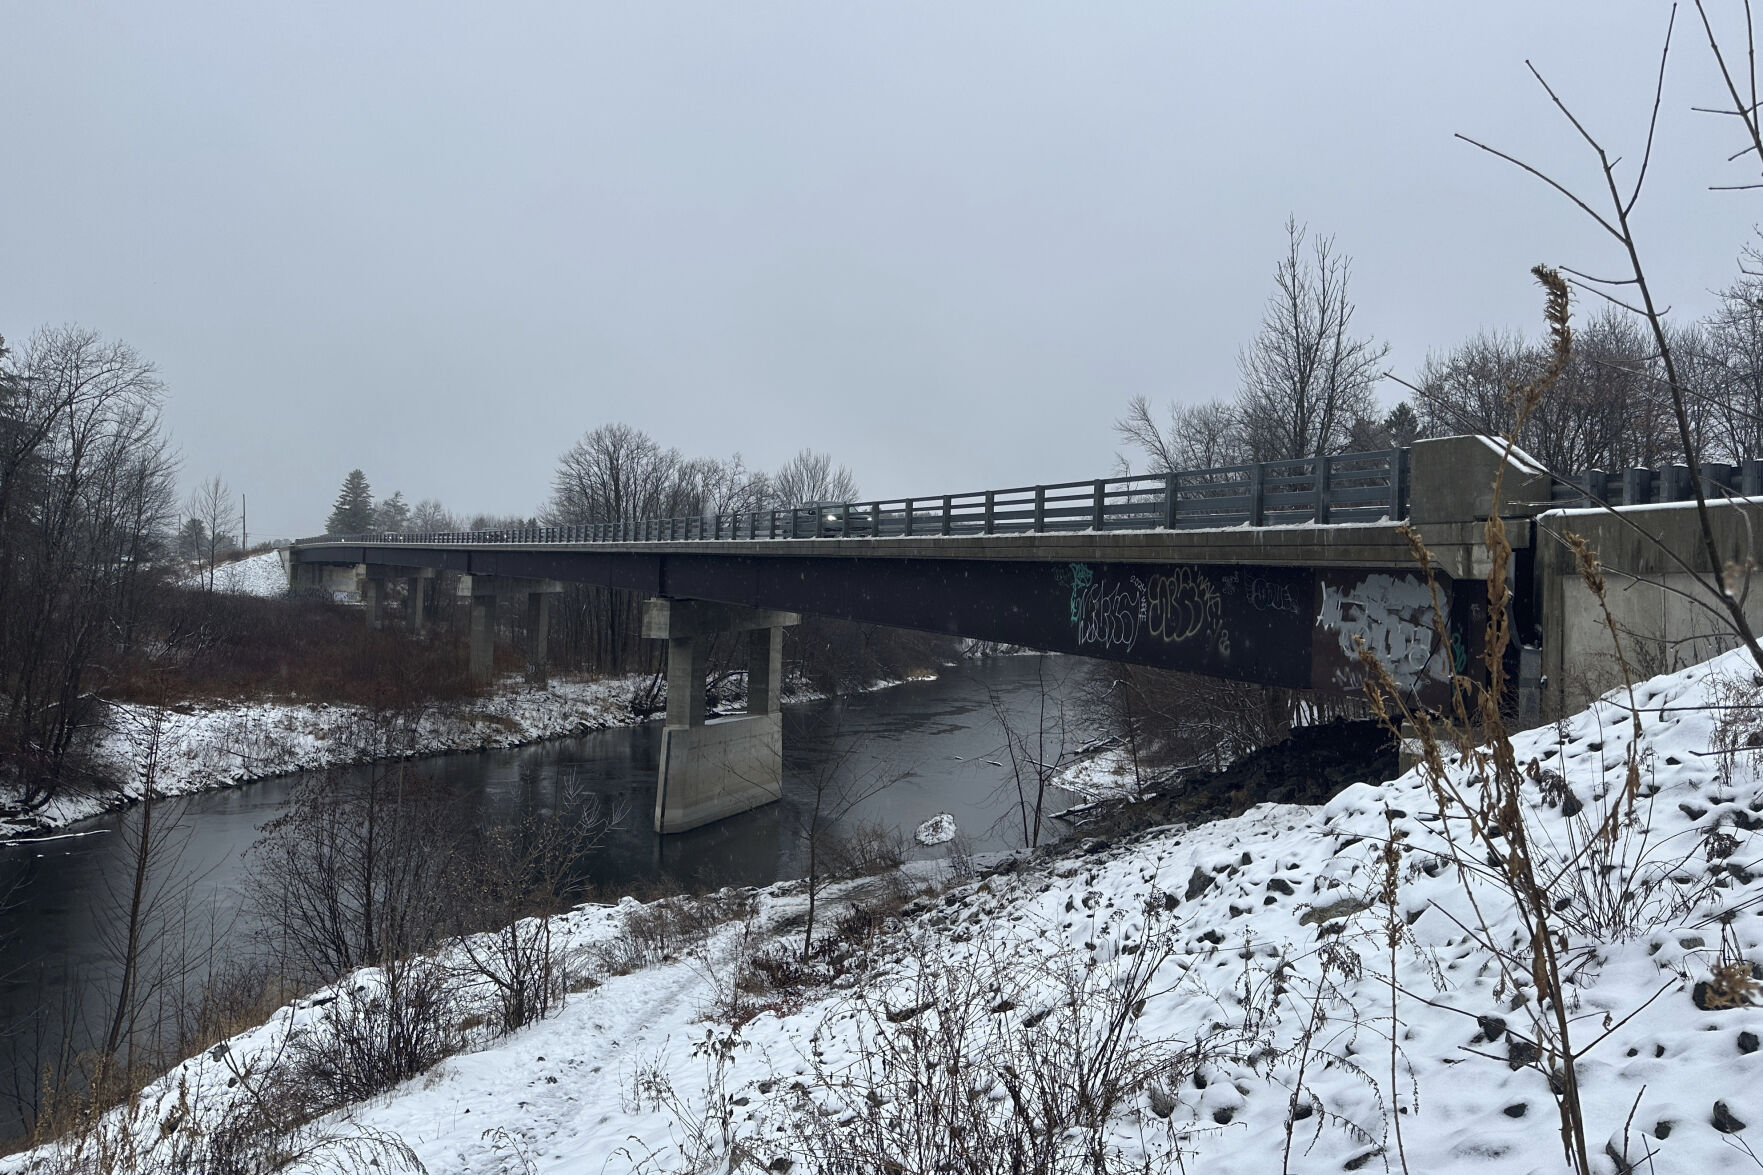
[241,493,248,553]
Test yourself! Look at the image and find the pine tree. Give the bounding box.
[374,490,410,532]
[176,518,208,561]
[325,469,375,535]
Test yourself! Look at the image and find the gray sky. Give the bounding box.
[4,2,1760,537]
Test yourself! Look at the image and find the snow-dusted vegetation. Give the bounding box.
[10,650,1762,1173]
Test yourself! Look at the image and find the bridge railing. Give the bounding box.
[1548,459,1763,508]
[296,448,1411,547]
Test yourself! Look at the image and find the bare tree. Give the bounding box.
[247,718,462,984]
[453,772,618,1032]
[1699,249,1763,460]
[1235,217,1390,461]
[770,448,858,506]
[0,326,176,804]
[406,497,457,533]
[678,453,770,516]
[1113,394,1246,474]
[988,656,1083,850]
[1411,329,1536,442]
[185,476,234,592]
[547,422,684,527]
[1412,307,1680,472]
[790,734,902,962]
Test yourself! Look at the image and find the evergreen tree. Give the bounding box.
[1384,401,1420,448]
[325,469,375,535]
[176,517,208,561]
[374,490,410,532]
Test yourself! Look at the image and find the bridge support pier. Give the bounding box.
[405,571,435,634]
[525,590,553,684]
[458,575,565,686]
[360,565,387,628]
[469,587,497,683]
[644,598,798,834]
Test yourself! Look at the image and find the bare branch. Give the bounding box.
[1624,4,1678,217]
[1560,275,1658,317]
[1697,0,1763,183]
[1454,133,1625,240]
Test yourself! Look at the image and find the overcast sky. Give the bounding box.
[4,2,1760,537]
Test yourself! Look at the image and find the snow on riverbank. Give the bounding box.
[0,675,656,840]
[15,651,1763,1173]
[0,670,939,841]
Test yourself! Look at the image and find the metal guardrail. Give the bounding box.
[1548,458,1763,508]
[296,449,1411,548]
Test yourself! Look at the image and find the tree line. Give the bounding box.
[315,430,938,686]
[321,433,858,539]
[1118,217,1763,477]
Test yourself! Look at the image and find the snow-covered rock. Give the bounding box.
[914,811,957,845]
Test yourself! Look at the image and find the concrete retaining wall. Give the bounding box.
[1538,499,1763,714]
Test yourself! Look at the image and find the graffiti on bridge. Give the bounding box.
[1066,563,1233,659]
[1056,561,1453,701]
[1313,571,1451,698]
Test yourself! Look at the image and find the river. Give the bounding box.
[0,654,1096,1139]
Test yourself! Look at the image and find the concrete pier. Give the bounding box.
[469,589,497,683]
[644,598,798,834]
[457,574,564,685]
[360,566,386,627]
[405,571,435,634]
[525,590,553,684]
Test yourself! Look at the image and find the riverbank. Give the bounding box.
[0,670,928,842]
[10,649,1759,1173]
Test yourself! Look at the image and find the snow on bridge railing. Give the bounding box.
[295,449,1410,548]
[1547,457,1763,508]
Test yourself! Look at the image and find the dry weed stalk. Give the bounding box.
[1379,807,1411,1175]
[1356,267,1602,1173]
[1361,265,1728,1174]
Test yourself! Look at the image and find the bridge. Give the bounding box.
[287,435,1763,832]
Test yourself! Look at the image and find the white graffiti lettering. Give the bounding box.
[1315,573,1447,693]
[1070,566,1230,658]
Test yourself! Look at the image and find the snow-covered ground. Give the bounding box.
[14,651,1763,1173]
[177,549,289,597]
[1054,736,1151,801]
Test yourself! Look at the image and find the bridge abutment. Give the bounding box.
[644,598,798,834]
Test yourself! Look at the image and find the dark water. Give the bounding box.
[0,655,1092,1136]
